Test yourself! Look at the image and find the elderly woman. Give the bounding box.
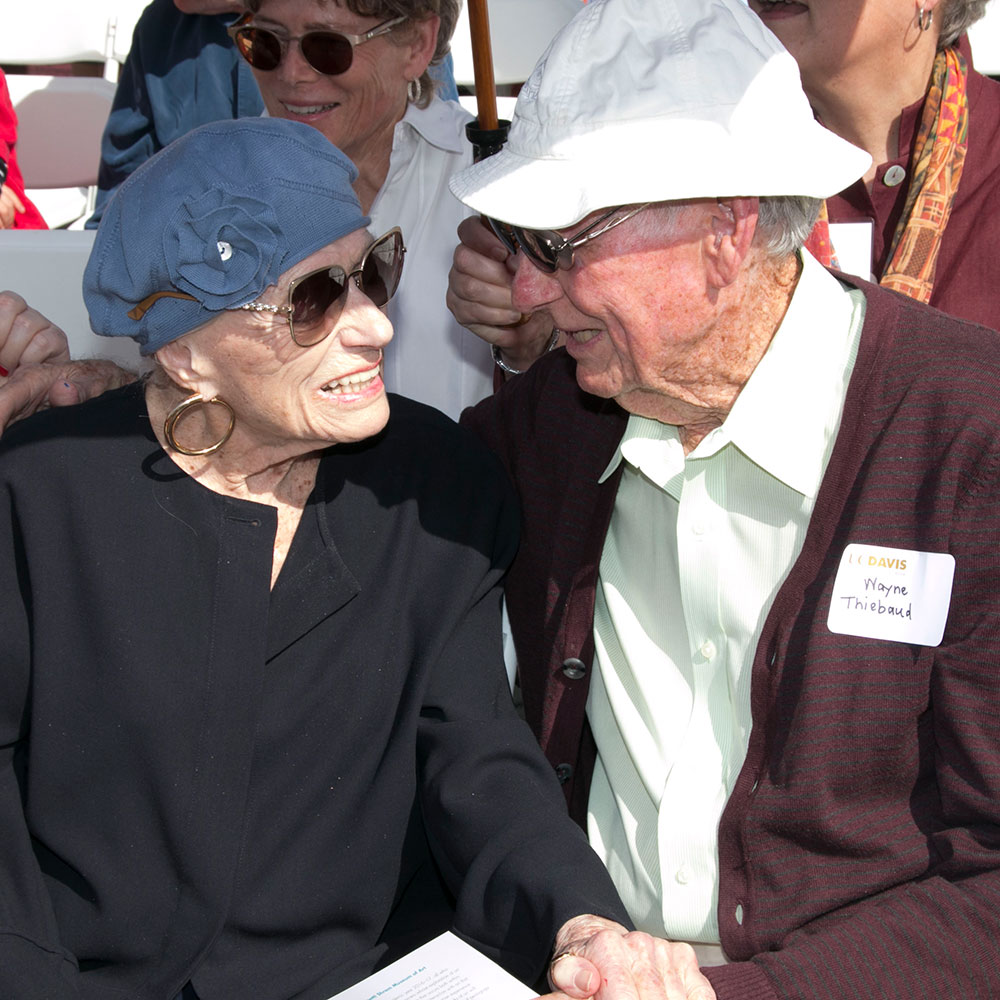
[748,0,1000,331]
[0,117,709,1000]
[445,0,1000,369]
[230,0,493,416]
[0,0,489,420]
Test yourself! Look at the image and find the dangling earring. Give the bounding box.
[163,393,235,456]
[918,3,934,31]
[406,77,422,104]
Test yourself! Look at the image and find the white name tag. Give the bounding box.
[827,544,955,647]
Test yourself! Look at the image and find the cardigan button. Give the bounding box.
[555,763,574,784]
[561,657,587,680]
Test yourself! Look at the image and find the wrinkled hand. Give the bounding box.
[447,216,557,374]
[0,291,71,374]
[541,915,716,1000]
[0,358,136,435]
[0,185,27,229]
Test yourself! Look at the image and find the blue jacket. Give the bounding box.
[87,0,264,228]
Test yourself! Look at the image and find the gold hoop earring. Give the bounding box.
[407,77,422,104]
[918,4,934,31]
[163,393,235,456]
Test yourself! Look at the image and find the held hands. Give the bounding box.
[447,217,558,375]
[541,915,717,1000]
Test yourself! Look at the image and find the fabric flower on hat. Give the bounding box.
[163,188,288,310]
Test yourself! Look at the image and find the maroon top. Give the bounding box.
[464,275,1000,999]
[827,53,1000,331]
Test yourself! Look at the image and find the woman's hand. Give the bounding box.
[447,216,557,375]
[541,915,717,1000]
[0,186,26,229]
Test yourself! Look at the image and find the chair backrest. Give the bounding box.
[969,4,1000,76]
[451,0,584,88]
[0,1,150,80]
[0,231,143,369]
[5,75,116,190]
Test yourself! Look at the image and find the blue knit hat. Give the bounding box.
[84,118,370,355]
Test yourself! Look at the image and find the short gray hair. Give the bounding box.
[938,0,992,48]
[635,196,819,261]
[754,196,822,258]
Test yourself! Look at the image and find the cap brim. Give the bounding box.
[450,116,872,229]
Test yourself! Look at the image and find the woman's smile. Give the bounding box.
[318,356,384,397]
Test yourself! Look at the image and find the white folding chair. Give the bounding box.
[0,230,143,369]
[0,0,151,81]
[5,75,117,228]
[451,0,585,90]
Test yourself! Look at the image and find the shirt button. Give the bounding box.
[884,164,907,187]
[735,903,745,925]
[675,867,690,885]
[561,658,587,680]
[555,763,574,784]
[691,522,706,536]
[699,639,716,660]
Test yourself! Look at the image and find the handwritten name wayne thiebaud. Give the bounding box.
[840,575,912,619]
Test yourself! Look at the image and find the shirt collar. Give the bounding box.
[395,97,468,155]
[598,416,683,489]
[600,252,865,499]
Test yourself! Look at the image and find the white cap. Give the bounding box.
[449,0,871,228]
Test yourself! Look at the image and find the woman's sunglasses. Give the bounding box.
[228,14,407,76]
[237,228,406,346]
[127,229,406,347]
[487,204,651,273]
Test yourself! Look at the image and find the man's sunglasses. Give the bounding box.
[127,229,406,348]
[488,203,651,273]
[228,14,407,76]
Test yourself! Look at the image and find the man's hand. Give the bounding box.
[447,217,558,374]
[541,915,716,1000]
[0,359,136,435]
[0,291,71,375]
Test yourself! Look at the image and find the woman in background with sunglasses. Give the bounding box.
[230,0,494,420]
[0,116,647,1000]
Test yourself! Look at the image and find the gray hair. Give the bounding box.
[636,196,820,261]
[754,196,822,258]
[243,0,460,108]
[938,0,992,48]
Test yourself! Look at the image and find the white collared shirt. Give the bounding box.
[586,253,867,947]
[370,99,495,418]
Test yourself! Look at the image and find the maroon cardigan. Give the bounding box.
[463,277,1000,998]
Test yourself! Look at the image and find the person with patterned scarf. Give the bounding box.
[750,0,1000,330]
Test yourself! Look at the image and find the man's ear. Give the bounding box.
[705,197,759,288]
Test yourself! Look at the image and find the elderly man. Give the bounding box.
[448,0,1000,997]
